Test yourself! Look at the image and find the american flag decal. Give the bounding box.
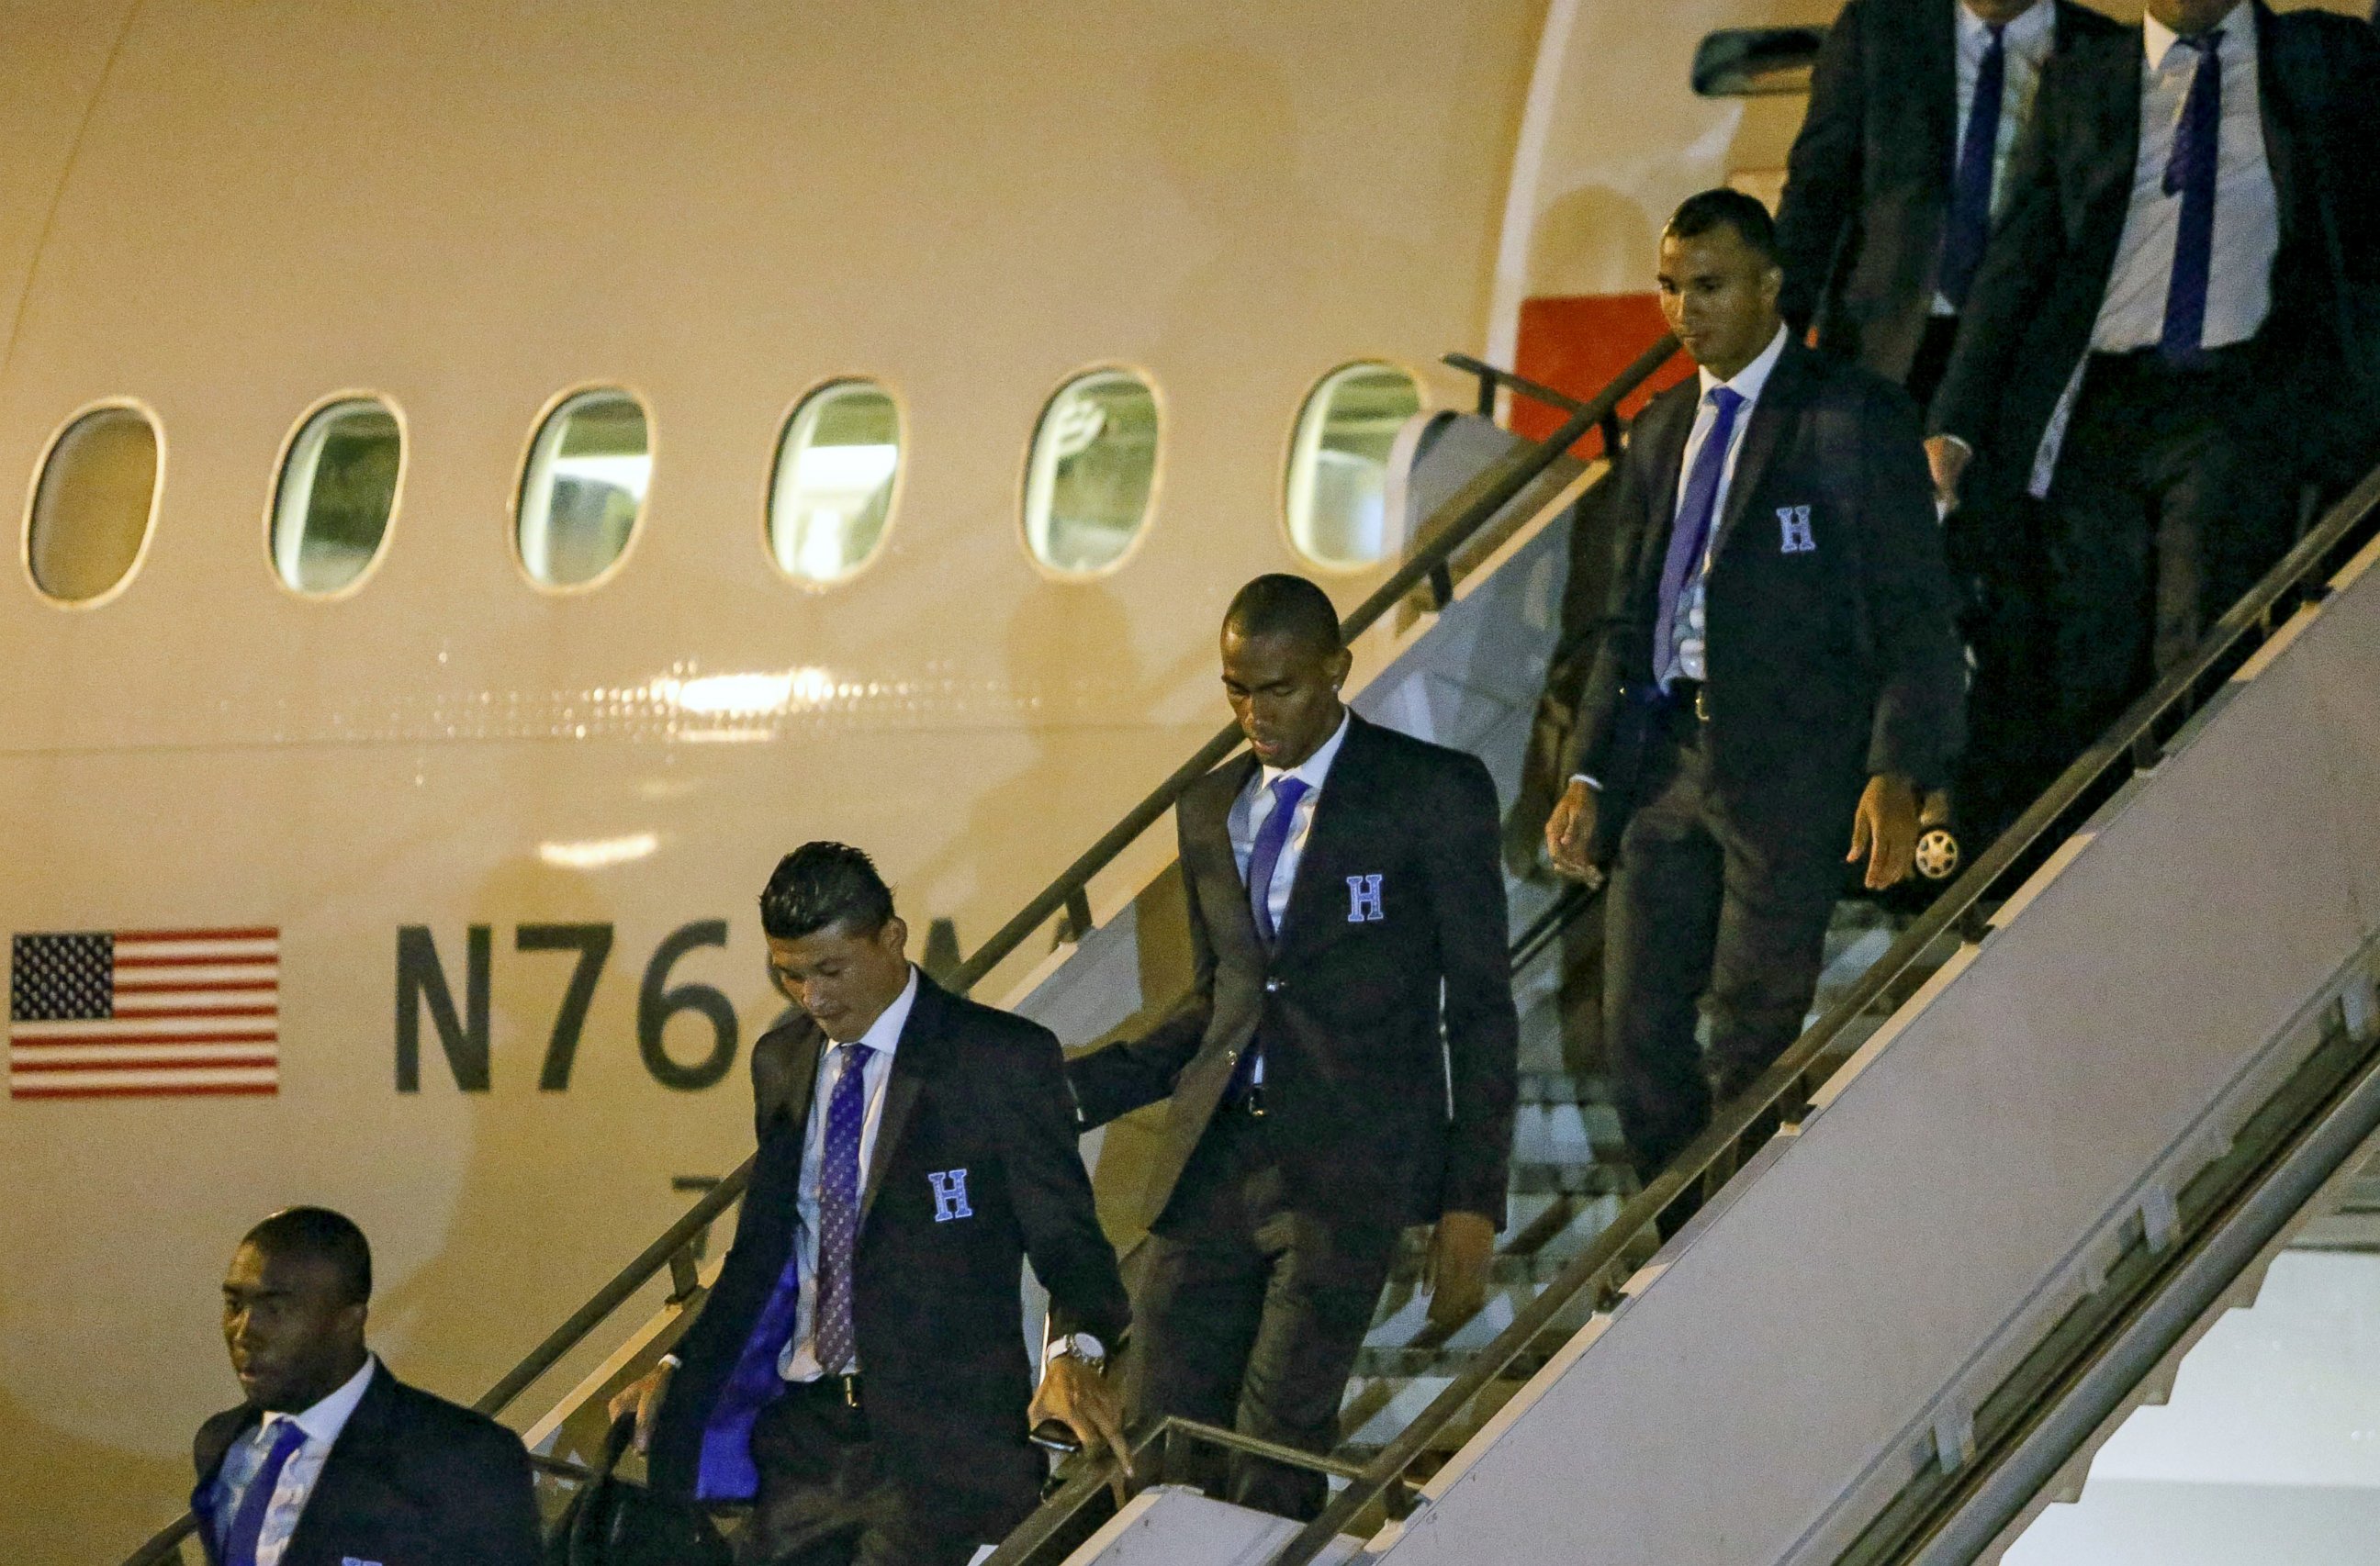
[8,929,280,1100]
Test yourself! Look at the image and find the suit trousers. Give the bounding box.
[1602,729,1852,1181]
[2044,348,2296,764]
[1129,1107,1402,1521]
[740,1381,987,1566]
[1903,314,1962,412]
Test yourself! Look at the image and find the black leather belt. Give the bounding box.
[792,1371,865,1410]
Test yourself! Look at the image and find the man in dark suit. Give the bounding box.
[1778,0,2124,407]
[1930,0,2380,772]
[194,1206,540,1566]
[1545,190,1964,1190]
[1067,575,1520,1521]
[1775,0,2123,846]
[619,844,1130,1566]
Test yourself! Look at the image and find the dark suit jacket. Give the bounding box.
[1932,3,2380,489]
[1566,340,1965,830]
[1068,714,1520,1232]
[191,1361,539,1566]
[649,975,1128,1536]
[1776,0,2124,382]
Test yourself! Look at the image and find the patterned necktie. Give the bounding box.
[811,1041,872,1377]
[1244,776,1311,947]
[1653,385,1746,688]
[1939,22,2007,309]
[220,1419,307,1566]
[2160,29,2224,366]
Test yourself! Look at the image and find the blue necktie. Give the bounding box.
[812,1042,872,1376]
[2161,29,2224,366]
[1652,386,1746,688]
[1244,776,1310,947]
[220,1419,306,1566]
[1940,22,2007,310]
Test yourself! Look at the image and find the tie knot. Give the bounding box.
[2178,27,2221,54]
[1985,21,2004,43]
[839,1041,873,1071]
[1708,385,1745,417]
[1269,775,1309,808]
[263,1418,307,1460]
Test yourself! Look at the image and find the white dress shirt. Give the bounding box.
[1229,710,1351,937]
[778,964,918,1381]
[2091,6,2276,352]
[209,1354,377,1566]
[1227,710,1350,1087]
[1662,322,1791,688]
[1936,0,2059,316]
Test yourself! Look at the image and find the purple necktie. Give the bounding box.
[2161,29,2224,366]
[1245,776,1310,947]
[1653,386,1746,688]
[219,1419,307,1566]
[1939,22,2007,309]
[812,1042,872,1376]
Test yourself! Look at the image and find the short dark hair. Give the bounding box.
[1224,574,1342,654]
[242,1207,372,1305]
[760,842,895,941]
[1666,187,1780,266]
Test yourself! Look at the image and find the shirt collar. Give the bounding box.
[2144,3,2252,72]
[264,1353,376,1449]
[1260,709,1352,793]
[1696,323,1790,409]
[1957,0,2054,50]
[848,964,919,1060]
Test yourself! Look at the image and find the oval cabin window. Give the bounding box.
[1285,364,1421,570]
[25,404,161,605]
[769,381,902,585]
[271,398,402,596]
[1022,369,1159,576]
[517,388,650,589]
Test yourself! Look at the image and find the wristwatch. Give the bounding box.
[1045,1332,1106,1370]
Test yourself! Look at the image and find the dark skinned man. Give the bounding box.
[617,843,1129,1566]
[194,1207,539,1566]
[1068,574,1519,1521]
[1547,190,1963,1200]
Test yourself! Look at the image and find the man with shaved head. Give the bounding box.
[194,1206,539,1566]
[1068,574,1519,1520]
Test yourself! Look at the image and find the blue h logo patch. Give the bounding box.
[1345,874,1385,923]
[1778,505,1816,554]
[927,1169,973,1222]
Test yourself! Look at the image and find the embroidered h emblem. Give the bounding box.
[1345,874,1385,923]
[1778,506,1816,554]
[927,1169,973,1223]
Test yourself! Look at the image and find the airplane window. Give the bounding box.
[1285,363,1422,569]
[25,404,160,604]
[1022,368,1159,576]
[271,397,402,596]
[768,380,902,585]
[517,388,649,588]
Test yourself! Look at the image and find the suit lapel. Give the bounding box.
[280,1362,393,1566]
[858,976,943,1228]
[1274,719,1376,951]
[191,1407,261,1566]
[1916,0,1958,180]
[1196,754,1266,955]
[2250,2,2301,251]
[1708,343,1809,561]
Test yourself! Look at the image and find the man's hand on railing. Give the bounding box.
[1029,1354,1134,1504]
[1544,779,1600,882]
[1847,773,1920,891]
[607,1359,675,1455]
[1423,1211,1497,1331]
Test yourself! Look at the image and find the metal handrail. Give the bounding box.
[1263,460,2380,1565]
[113,337,1677,1566]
